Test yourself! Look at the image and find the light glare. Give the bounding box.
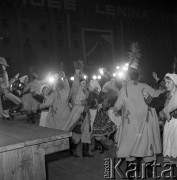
[70,76,74,81]
[93,75,97,80]
[99,68,104,75]
[113,73,116,77]
[97,75,101,80]
[116,66,120,70]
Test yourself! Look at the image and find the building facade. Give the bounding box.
[0,0,176,82]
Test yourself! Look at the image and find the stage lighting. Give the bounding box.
[93,75,97,80]
[99,68,104,75]
[122,66,128,71]
[83,75,87,79]
[97,75,101,80]
[113,73,117,77]
[70,76,74,81]
[118,71,124,79]
[125,63,129,67]
[116,66,120,70]
[46,75,56,84]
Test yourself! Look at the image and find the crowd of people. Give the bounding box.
[0,55,177,178]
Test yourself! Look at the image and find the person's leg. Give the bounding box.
[82,143,94,157]
[70,133,81,157]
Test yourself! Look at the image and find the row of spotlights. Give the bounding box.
[70,75,87,81]
[70,63,129,81]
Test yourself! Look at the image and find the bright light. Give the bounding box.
[70,76,74,81]
[113,73,117,77]
[125,63,129,67]
[97,75,101,80]
[83,75,87,79]
[99,68,104,75]
[116,66,120,70]
[46,75,56,84]
[118,71,124,78]
[122,66,128,71]
[93,75,97,80]
[61,77,64,81]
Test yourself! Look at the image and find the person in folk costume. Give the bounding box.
[87,80,101,131]
[143,59,177,165]
[114,42,161,178]
[64,77,88,157]
[102,77,122,135]
[102,77,120,96]
[38,84,51,127]
[98,69,112,88]
[39,71,70,130]
[102,79,123,143]
[0,57,22,120]
[69,60,84,106]
[22,72,46,112]
[19,75,29,93]
[69,80,100,158]
[152,72,166,92]
[91,89,117,153]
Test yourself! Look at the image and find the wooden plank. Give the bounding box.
[2,149,22,180]
[0,152,4,180]
[17,146,34,180]
[32,144,46,180]
[0,135,24,153]
[44,138,70,155]
[0,120,71,151]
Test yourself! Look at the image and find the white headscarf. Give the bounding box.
[19,75,28,83]
[40,84,49,94]
[89,80,101,92]
[165,73,177,85]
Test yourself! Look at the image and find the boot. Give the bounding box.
[91,139,103,153]
[100,140,109,151]
[83,143,94,158]
[70,143,79,157]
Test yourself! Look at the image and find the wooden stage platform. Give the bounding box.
[0,119,72,180]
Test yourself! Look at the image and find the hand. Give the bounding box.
[142,89,149,99]
[2,65,6,71]
[152,72,159,81]
[15,73,20,79]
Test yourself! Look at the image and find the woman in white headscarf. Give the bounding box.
[143,73,177,164]
[39,72,70,130]
[38,84,51,127]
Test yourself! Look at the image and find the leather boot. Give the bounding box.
[70,143,79,157]
[83,143,94,157]
[100,140,109,151]
[91,139,103,153]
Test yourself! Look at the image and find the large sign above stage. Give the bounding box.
[20,0,172,22]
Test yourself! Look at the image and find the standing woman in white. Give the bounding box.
[143,73,177,164]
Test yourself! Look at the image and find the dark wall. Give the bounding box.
[0,0,176,84]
